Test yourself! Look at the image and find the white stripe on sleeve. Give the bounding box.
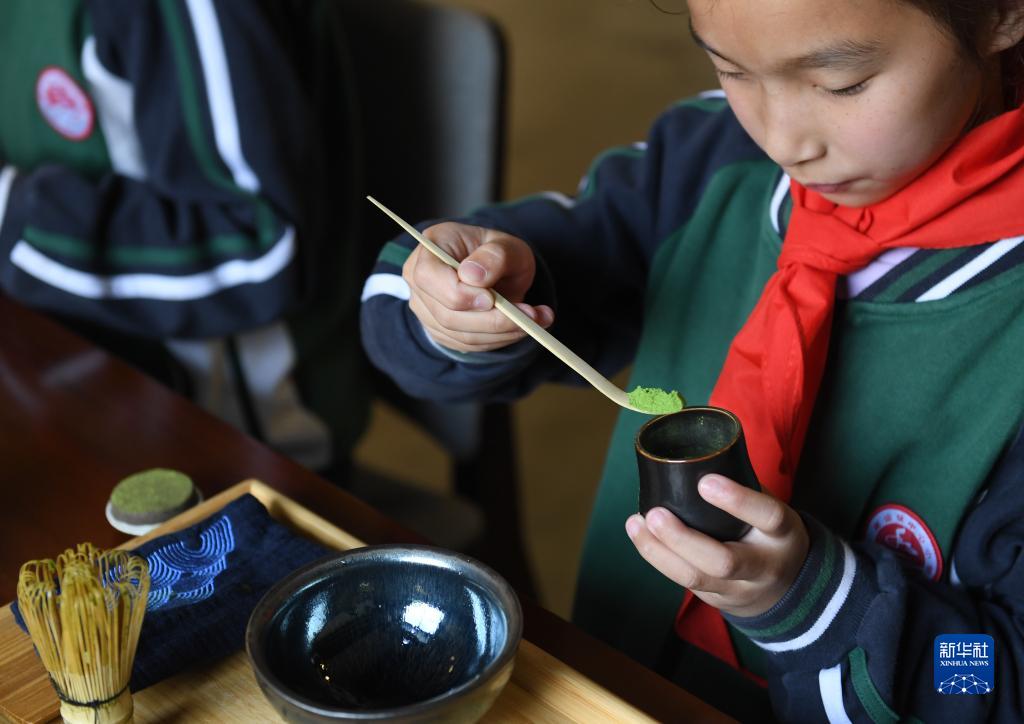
[819,664,854,724]
[754,542,857,653]
[361,273,410,302]
[0,166,17,236]
[539,191,576,209]
[10,226,295,301]
[82,37,146,181]
[185,0,260,192]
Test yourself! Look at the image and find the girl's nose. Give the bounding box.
[760,91,824,169]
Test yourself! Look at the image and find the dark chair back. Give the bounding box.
[339,0,506,270]
[335,0,534,596]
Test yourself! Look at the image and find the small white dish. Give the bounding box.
[105,488,205,536]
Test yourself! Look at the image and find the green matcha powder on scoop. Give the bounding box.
[628,386,685,414]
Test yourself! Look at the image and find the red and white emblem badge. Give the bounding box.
[36,66,94,141]
[864,504,943,581]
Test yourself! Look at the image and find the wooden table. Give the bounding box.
[0,294,734,722]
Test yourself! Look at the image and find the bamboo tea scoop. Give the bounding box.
[367,196,680,414]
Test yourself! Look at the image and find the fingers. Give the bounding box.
[457,232,537,299]
[628,487,811,617]
[631,508,756,585]
[412,297,543,350]
[626,512,718,592]
[402,224,553,353]
[417,223,533,292]
[404,245,493,315]
[698,475,794,537]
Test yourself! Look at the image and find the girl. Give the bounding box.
[360,0,1024,720]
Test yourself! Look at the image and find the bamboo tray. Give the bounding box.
[0,480,655,723]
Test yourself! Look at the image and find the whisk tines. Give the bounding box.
[17,543,150,724]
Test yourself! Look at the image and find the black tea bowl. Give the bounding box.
[246,545,522,723]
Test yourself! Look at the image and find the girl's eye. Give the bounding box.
[714,68,746,82]
[826,80,868,97]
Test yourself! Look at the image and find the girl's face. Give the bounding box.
[687,0,1005,206]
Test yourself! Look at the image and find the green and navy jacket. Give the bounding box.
[361,92,1024,723]
[0,0,368,470]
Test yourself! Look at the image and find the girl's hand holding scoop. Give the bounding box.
[403,222,554,353]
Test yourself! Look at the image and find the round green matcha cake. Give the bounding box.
[109,468,198,526]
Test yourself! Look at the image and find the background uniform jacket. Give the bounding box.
[0,0,368,471]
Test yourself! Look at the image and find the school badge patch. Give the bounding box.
[864,504,943,581]
[36,66,94,141]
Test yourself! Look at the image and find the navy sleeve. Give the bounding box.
[359,95,765,402]
[725,424,1024,723]
[0,0,318,339]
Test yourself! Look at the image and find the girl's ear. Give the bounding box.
[986,3,1024,55]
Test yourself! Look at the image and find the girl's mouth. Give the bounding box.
[804,180,855,194]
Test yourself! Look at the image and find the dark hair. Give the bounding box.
[900,1,1009,55]
[902,0,1023,96]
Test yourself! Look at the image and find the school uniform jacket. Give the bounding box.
[0,0,368,470]
[361,92,1024,723]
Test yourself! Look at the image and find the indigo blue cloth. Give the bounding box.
[14,493,332,691]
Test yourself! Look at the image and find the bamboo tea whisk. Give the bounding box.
[17,543,150,724]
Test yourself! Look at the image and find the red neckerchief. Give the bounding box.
[674,103,1024,676]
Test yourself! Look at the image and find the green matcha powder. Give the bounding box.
[110,468,194,514]
[628,386,685,414]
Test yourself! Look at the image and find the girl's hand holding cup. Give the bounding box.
[626,476,810,619]
[403,222,555,352]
